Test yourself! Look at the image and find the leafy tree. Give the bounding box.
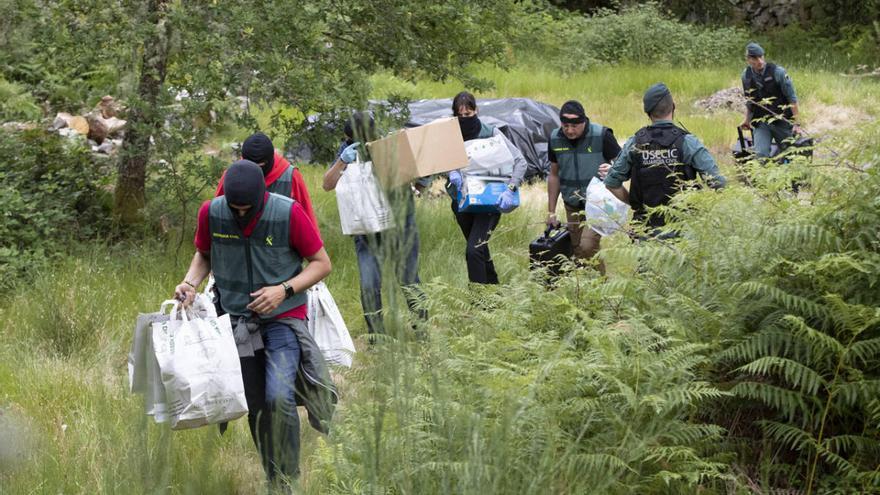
[0,0,518,225]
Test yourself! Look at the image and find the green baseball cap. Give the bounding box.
[643,83,671,114]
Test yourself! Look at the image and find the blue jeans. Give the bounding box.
[353,204,425,334]
[243,320,301,481]
[753,120,794,158]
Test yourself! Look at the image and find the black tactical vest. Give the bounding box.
[629,125,695,228]
[743,62,793,122]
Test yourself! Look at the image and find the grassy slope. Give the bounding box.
[0,63,877,493]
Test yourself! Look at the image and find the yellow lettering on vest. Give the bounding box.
[212,233,240,239]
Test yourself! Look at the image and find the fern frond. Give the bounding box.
[737,282,829,322]
[833,380,880,407]
[758,420,817,452]
[734,356,827,395]
[783,314,845,356]
[844,336,880,368]
[730,382,810,421]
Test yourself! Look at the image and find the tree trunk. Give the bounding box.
[115,0,170,226]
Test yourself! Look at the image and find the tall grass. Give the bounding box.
[1,61,879,494]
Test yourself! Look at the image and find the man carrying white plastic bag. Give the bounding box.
[150,299,247,429]
[173,160,335,483]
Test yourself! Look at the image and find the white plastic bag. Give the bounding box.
[128,301,173,422]
[463,134,515,177]
[307,282,356,368]
[584,177,630,237]
[151,300,247,430]
[335,155,394,235]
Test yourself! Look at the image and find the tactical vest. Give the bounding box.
[550,123,605,206]
[209,193,307,319]
[744,62,793,122]
[629,124,695,228]
[267,165,293,197]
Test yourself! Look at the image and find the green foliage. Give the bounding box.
[307,276,732,494]
[0,77,41,121]
[515,2,747,73]
[0,129,112,291]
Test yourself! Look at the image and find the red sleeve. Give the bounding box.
[194,200,212,252]
[290,168,320,236]
[289,202,323,258]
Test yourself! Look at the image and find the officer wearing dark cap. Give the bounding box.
[546,100,621,272]
[740,42,801,158]
[606,83,726,237]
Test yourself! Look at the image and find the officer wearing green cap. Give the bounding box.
[605,83,726,237]
[740,42,801,158]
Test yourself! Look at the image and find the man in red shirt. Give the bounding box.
[175,160,332,482]
[216,132,320,234]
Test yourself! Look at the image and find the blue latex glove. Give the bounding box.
[340,142,360,164]
[497,188,518,213]
[448,170,463,190]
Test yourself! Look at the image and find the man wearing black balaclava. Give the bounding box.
[223,159,266,229]
[173,159,335,484]
[215,132,321,236]
[546,100,621,274]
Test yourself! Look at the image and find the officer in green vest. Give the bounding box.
[740,42,801,158]
[174,160,333,482]
[546,100,621,273]
[606,83,726,238]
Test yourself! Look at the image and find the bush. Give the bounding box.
[0,77,41,121]
[0,129,112,291]
[514,2,747,73]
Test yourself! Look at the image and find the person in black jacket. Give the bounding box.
[740,42,801,158]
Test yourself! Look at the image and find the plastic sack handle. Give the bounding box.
[158,299,189,322]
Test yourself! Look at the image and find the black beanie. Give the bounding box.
[241,132,275,172]
[560,100,586,120]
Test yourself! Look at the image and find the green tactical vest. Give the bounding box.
[550,122,605,206]
[267,165,293,197]
[209,193,307,319]
[477,123,494,140]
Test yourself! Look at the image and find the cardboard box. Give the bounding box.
[367,117,468,187]
[457,175,519,213]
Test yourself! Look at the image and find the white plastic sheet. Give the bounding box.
[150,300,247,430]
[463,134,515,177]
[335,155,394,236]
[307,282,355,368]
[584,177,630,237]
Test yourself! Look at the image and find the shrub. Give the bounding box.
[0,129,112,291]
[514,2,747,73]
[0,77,41,121]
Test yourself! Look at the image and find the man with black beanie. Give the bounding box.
[174,159,335,484]
[216,132,320,235]
[546,100,621,273]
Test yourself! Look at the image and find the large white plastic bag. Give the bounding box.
[584,177,630,237]
[335,155,394,235]
[463,135,514,177]
[307,282,355,368]
[151,301,247,430]
[129,299,179,422]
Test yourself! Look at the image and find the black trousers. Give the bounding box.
[453,205,501,285]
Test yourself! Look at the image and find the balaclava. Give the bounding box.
[224,159,266,230]
[241,132,275,176]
